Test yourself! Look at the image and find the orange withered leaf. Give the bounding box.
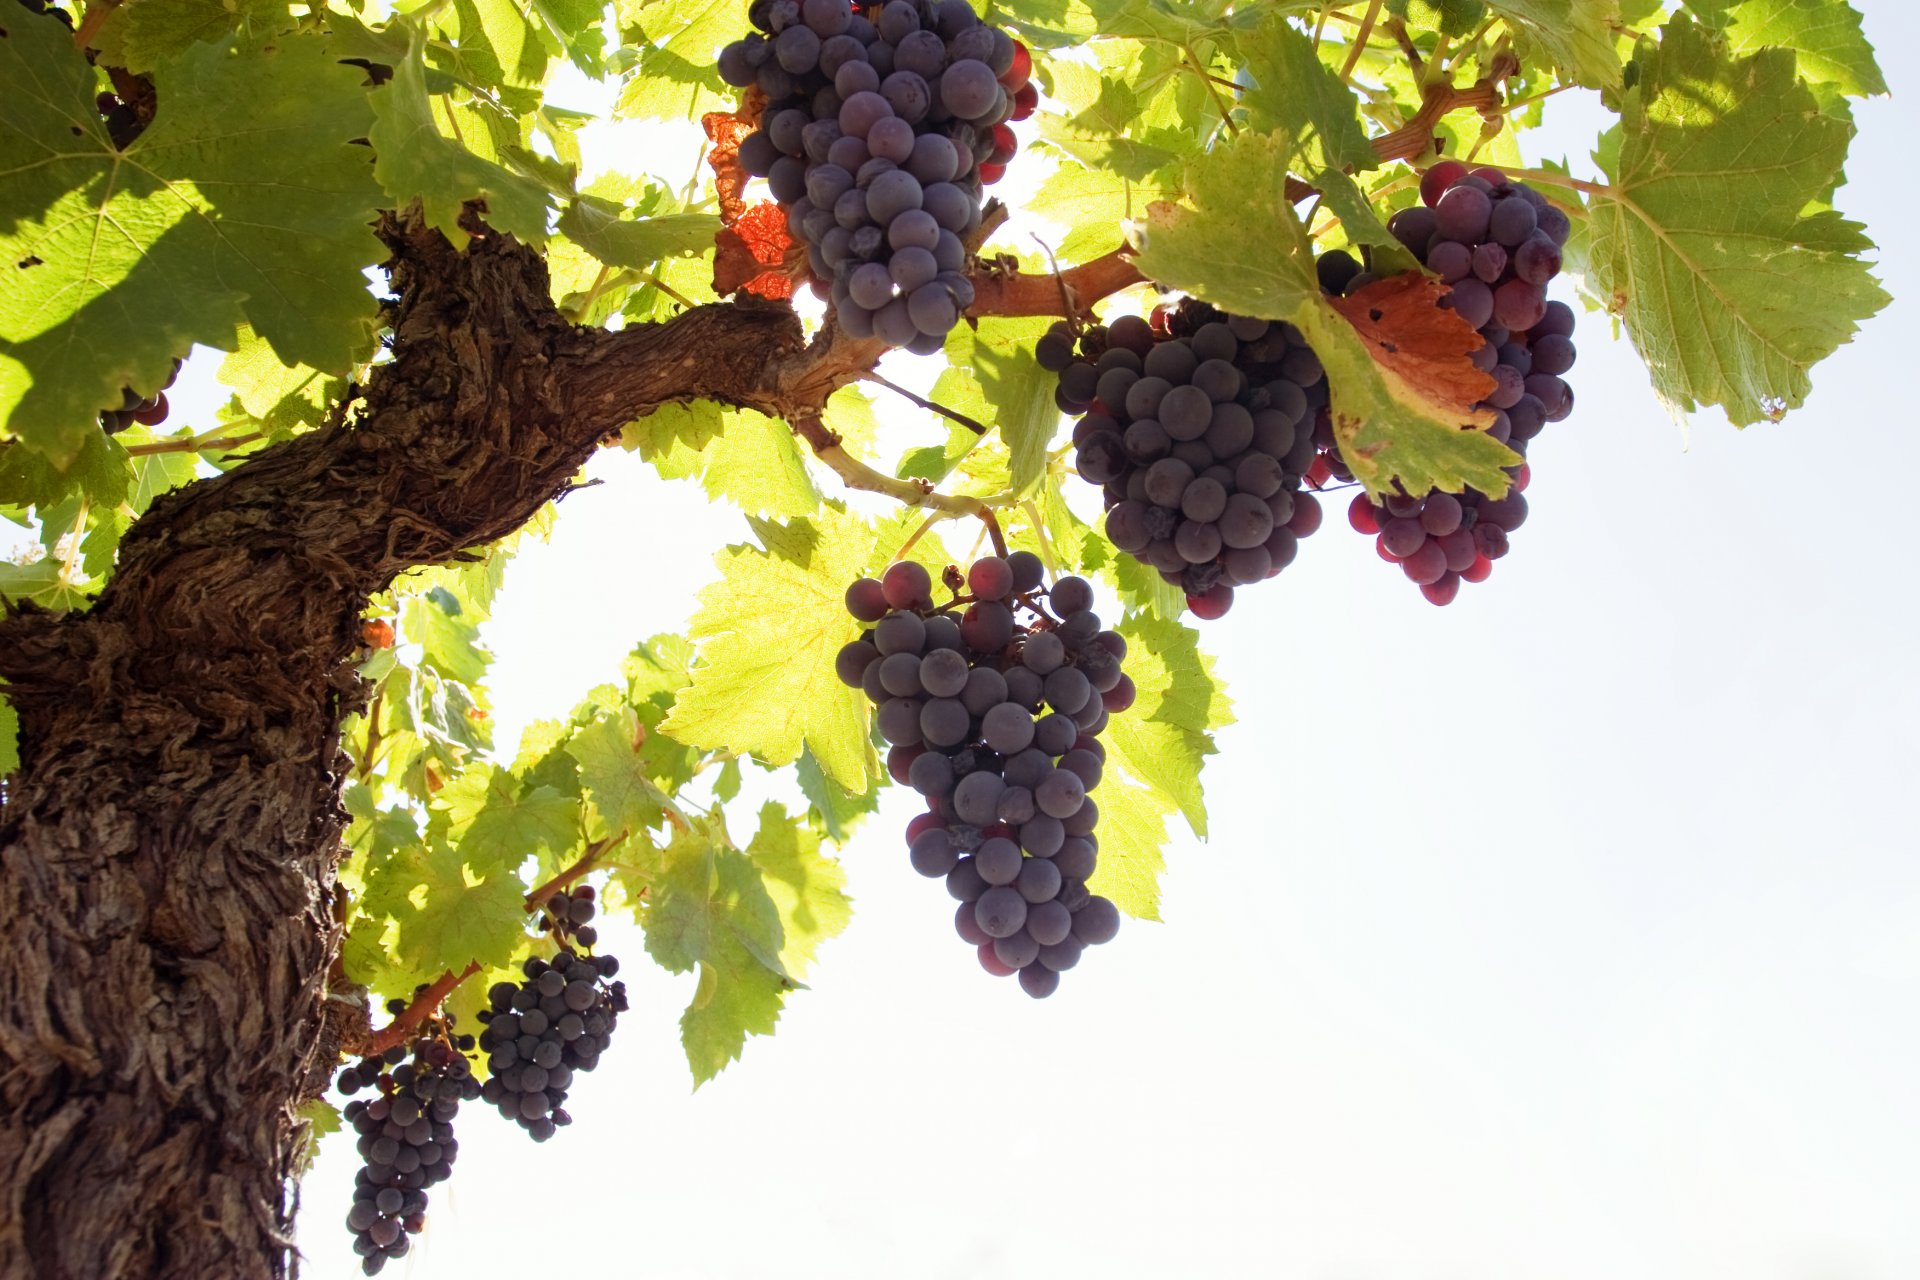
[1328,274,1498,422]
[715,201,796,300]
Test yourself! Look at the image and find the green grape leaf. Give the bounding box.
[395,840,531,973]
[743,801,851,980]
[566,707,674,838]
[1105,614,1230,839]
[943,317,1059,496]
[1132,131,1321,318]
[1232,13,1378,177]
[1081,0,1232,45]
[0,23,384,460]
[433,763,579,869]
[660,502,879,792]
[91,0,294,73]
[794,745,879,842]
[1484,0,1624,88]
[403,588,491,687]
[124,434,199,514]
[1038,61,1184,183]
[557,199,720,270]
[1685,0,1885,96]
[0,689,17,776]
[1085,768,1170,921]
[642,817,794,1085]
[293,1096,339,1176]
[613,0,751,121]
[1135,129,1518,496]
[369,29,554,246]
[1025,161,1162,265]
[0,427,130,510]
[217,326,334,434]
[625,403,819,517]
[1585,18,1888,424]
[0,558,93,611]
[987,0,1101,45]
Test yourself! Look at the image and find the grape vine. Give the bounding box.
[0,0,1885,1272]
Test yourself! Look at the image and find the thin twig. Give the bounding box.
[360,962,482,1055]
[1497,81,1576,115]
[524,833,623,910]
[356,686,385,784]
[978,508,1008,559]
[894,512,941,564]
[1020,500,1056,577]
[646,272,698,310]
[1186,47,1240,136]
[861,371,987,435]
[123,430,264,457]
[1339,0,1384,84]
[791,414,996,518]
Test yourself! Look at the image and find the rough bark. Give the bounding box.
[0,213,1120,1279]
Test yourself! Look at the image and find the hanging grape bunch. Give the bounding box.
[837,552,1127,997]
[337,1025,482,1274]
[98,357,180,433]
[475,884,626,1140]
[1040,303,1329,620]
[1315,164,1577,605]
[718,0,1035,351]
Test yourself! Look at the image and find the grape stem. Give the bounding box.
[358,961,482,1056]
[1338,0,1385,85]
[978,507,1008,559]
[72,0,113,49]
[860,371,987,435]
[524,833,624,912]
[123,429,265,457]
[1185,46,1240,137]
[791,413,998,519]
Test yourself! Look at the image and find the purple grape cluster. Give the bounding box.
[1040,303,1329,619]
[475,885,625,1140]
[836,553,1128,996]
[1313,163,1577,603]
[720,0,1033,351]
[338,1032,481,1274]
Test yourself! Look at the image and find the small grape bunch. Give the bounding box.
[1314,163,1577,604]
[838,553,1127,997]
[338,1025,482,1274]
[99,357,180,434]
[475,885,626,1140]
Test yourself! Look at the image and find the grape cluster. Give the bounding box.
[837,553,1127,996]
[1316,163,1577,604]
[719,0,1035,351]
[475,885,625,1140]
[1041,302,1328,620]
[99,358,179,434]
[96,89,144,150]
[338,1031,481,1274]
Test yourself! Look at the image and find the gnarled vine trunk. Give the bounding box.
[0,216,802,1280]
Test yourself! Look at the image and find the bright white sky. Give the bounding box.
[236,6,1917,1277]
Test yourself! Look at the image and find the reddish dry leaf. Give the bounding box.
[702,110,756,224]
[1329,274,1497,420]
[715,200,795,300]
